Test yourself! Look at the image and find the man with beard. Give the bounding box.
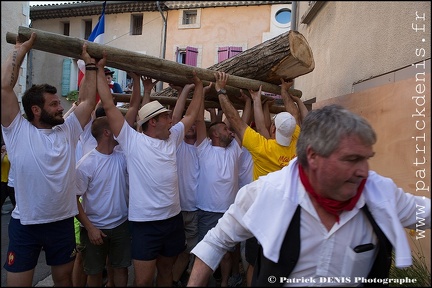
[1,33,97,286]
[170,81,213,286]
[194,72,243,287]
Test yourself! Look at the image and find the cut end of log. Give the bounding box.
[289,30,315,69]
[266,30,315,82]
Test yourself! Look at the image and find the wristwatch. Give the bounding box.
[217,89,227,95]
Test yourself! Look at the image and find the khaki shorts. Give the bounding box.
[182,210,199,253]
[80,220,131,275]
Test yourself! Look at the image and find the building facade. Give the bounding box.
[27,1,292,95]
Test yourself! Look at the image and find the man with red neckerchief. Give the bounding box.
[187,104,431,287]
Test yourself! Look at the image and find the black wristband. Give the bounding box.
[85,66,98,71]
[85,63,96,66]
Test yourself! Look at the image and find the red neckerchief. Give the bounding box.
[298,164,366,223]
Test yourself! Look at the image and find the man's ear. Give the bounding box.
[149,118,156,127]
[31,105,41,117]
[306,145,318,169]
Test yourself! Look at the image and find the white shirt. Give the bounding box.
[1,112,82,224]
[76,148,129,229]
[177,141,199,212]
[76,119,97,161]
[192,158,431,286]
[196,138,242,213]
[115,120,184,221]
[238,147,253,189]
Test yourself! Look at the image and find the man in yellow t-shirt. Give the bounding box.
[216,72,308,286]
[217,74,306,181]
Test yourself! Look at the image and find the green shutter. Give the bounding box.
[61,58,72,96]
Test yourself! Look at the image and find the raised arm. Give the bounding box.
[195,81,210,146]
[215,72,248,141]
[249,86,270,139]
[239,89,252,126]
[172,83,195,125]
[181,71,203,134]
[290,93,309,125]
[262,97,274,132]
[96,54,125,137]
[280,78,300,125]
[72,43,99,129]
[124,72,142,127]
[140,76,157,108]
[1,33,37,127]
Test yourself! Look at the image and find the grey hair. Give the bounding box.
[296,104,377,167]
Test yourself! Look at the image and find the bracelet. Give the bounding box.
[85,63,96,66]
[85,66,98,71]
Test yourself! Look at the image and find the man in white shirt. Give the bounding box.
[188,104,431,287]
[75,116,130,287]
[194,73,243,287]
[96,58,204,287]
[1,33,97,286]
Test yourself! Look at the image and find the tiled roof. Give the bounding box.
[30,1,166,20]
[30,1,291,20]
[164,1,291,9]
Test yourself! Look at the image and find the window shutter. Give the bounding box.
[61,58,72,96]
[185,46,198,66]
[175,47,180,63]
[229,46,243,58]
[218,46,229,62]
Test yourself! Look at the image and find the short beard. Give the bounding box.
[40,108,64,126]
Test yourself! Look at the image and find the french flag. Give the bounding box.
[77,1,106,95]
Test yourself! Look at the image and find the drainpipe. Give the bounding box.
[156,1,167,92]
[291,1,297,31]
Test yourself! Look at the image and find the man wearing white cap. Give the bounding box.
[96,62,204,287]
[216,72,308,285]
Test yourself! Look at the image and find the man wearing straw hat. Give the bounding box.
[96,58,204,287]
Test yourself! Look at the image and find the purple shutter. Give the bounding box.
[228,46,243,58]
[218,46,229,63]
[185,46,198,66]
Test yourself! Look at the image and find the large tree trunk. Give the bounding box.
[146,30,315,112]
[7,27,314,113]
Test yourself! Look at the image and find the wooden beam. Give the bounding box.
[7,27,299,97]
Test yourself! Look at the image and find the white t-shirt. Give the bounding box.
[76,148,129,229]
[1,112,82,224]
[76,119,97,161]
[238,146,253,189]
[115,120,184,221]
[196,138,242,213]
[176,141,199,212]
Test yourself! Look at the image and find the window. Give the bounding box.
[179,9,201,29]
[275,8,291,25]
[218,46,243,63]
[84,20,92,40]
[301,1,326,24]
[63,22,70,36]
[131,14,143,35]
[176,46,198,66]
[183,10,197,25]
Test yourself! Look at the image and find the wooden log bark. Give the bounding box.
[7,27,314,114]
[151,29,314,111]
[7,27,301,99]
